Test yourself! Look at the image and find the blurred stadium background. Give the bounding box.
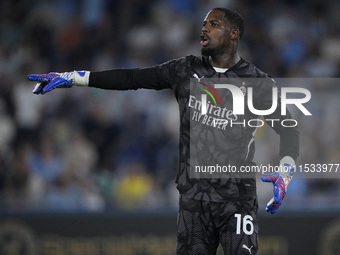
[0,0,340,254]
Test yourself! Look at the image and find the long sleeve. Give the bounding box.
[260,79,299,161]
[88,67,171,91]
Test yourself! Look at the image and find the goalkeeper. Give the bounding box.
[27,8,299,255]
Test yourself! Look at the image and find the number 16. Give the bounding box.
[234,214,254,235]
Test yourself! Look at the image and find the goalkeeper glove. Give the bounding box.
[261,156,295,214]
[27,71,90,94]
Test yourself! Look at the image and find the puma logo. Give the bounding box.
[193,73,204,82]
[242,244,253,254]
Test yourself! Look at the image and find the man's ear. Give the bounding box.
[230,28,239,40]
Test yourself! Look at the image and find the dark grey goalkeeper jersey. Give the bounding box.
[89,55,299,202]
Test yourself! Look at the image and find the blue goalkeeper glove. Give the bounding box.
[27,71,90,94]
[261,157,295,214]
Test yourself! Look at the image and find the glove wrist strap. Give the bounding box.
[280,156,295,181]
[73,71,90,86]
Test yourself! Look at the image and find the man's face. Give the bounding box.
[201,10,234,56]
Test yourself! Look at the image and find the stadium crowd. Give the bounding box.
[0,0,339,213]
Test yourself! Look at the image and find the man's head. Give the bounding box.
[201,8,244,57]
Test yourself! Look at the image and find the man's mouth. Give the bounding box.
[201,34,209,46]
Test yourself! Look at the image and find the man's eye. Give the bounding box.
[212,23,218,26]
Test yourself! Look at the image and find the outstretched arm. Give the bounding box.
[27,67,171,94]
[89,68,169,90]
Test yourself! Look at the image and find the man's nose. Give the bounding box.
[202,24,209,33]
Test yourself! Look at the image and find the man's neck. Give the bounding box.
[210,52,240,69]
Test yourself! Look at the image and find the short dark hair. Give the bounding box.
[213,8,244,39]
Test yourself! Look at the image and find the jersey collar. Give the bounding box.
[202,56,245,76]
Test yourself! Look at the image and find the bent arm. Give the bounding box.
[257,78,299,161]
